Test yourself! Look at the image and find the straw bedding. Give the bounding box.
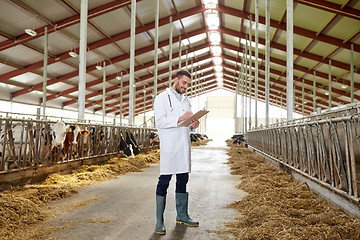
[215,141,360,240]
[0,149,160,240]
[191,138,212,146]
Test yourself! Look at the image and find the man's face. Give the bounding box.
[174,76,191,94]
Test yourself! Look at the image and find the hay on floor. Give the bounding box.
[216,141,360,240]
[0,149,160,240]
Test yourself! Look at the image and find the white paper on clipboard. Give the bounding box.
[178,110,209,127]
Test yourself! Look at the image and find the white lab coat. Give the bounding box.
[154,88,192,175]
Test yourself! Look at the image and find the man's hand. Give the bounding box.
[190,119,200,129]
[178,111,193,123]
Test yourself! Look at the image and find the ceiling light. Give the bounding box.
[25,28,37,36]
[211,46,221,56]
[96,65,103,70]
[209,31,220,45]
[213,57,222,65]
[218,81,223,87]
[215,72,223,78]
[214,65,222,72]
[205,11,219,30]
[116,76,122,80]
[341,85,347,89]
[203,0,217,9]
[69,51,78,57]
[325,92,329,95]
[216,77,223,82]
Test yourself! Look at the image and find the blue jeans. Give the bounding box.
[156,173,189,196]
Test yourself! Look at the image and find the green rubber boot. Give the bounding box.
[175,192,199,227]
[155,195,166,235]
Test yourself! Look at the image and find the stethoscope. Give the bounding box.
[167,92,190,112]
[167,94,173,111]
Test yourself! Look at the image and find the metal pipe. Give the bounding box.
[265,0,270,126]
[178,36,182,69]
[244,45,248,132]
[153,0,159,100]
[190,61,193,105]
[249,15,253,130]
[129,0,136,125]
[102,62,106,124]
[302,78,304,116]
[350,44,354,102]
[42,27,48,119]
[286,0,294,121]
[234,75,238,132]
[119,72,123,125]
[78,0,88,122]
[168,16,173,88]
[313,71,316,113]
[241,56,245,133]
[143,85,146,126]
[329,59,332,109]
[255,0,259,129]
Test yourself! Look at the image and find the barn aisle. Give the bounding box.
[43,139,246,240]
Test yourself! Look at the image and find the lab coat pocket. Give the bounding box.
[160,130,179,153]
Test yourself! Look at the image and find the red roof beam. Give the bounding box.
[217,5,360,52]
[11,26,208,99]
[0,0,137,51]
[2,5,205,85]
[294,0,360,21]
[47,40,210,101]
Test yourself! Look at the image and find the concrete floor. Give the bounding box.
[45,139,246,240]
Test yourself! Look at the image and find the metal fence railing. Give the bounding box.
[0,117,156,173]
[247,114,360,203]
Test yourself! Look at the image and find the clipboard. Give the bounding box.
[178,110,209,127]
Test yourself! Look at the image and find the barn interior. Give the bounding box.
[0,0,360,239]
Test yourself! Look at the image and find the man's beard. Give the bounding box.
[175,83,183,94]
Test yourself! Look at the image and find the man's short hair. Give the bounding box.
[176,69,191,79]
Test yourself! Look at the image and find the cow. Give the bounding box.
[231,134,244,145]
[119,131,134,158]
[59,125,90,158]
[126,131,140,155]
[149,131,159,146]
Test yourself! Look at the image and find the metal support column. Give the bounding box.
[190,61,194,106]
[255,0,259,129]
[350,44,354,102]
[42,27,48,119]
[143,85,146,126]
[244,45,248,132]
[329,60,332,109]
[119,72,123,125]
[153,0,159,101]
[168,16,173,88]
[129,0,136,125]
[248,15,253,130]
[286,0,294,121]
[265,0,270,126]
[302,78,304,116]
[178,36,182,69]
[241,56,245,133]
[102,62,106,124]
[185,50,188,70]
[78,0,88,122]
[313,71,316,113]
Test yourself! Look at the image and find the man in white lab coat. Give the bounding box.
[153,70,200,235]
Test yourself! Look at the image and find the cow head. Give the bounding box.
[51,122,67,149]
